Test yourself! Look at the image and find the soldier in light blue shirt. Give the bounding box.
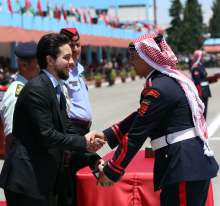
[64,62,92,122]
[58,28,94,206]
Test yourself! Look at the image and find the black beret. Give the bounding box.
[14,42,38,59]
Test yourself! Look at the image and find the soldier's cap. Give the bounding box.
[14,42,38,59]
[60,28,80,41]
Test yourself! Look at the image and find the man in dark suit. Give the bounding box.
[0,33,104,206]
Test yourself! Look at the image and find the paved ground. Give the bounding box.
[0,68,220,204]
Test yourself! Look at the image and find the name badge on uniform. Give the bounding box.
[69,80,78,86]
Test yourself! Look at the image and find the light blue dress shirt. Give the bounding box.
[64,63,92,121]
[42,69,59,88]
[42,70,61,103]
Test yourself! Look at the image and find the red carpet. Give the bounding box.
[0,202,6,206]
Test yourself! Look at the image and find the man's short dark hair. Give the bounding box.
[36,33,69,69]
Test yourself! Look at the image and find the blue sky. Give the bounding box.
[157,0,214,25]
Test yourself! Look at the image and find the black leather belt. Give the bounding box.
[71,119,92,130]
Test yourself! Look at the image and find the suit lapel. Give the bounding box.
[39,71,64,129]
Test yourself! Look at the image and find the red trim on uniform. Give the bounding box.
[60,29,73,37]
[115,124,124,139]
[179,182,187,206]
[149,78,152,87]
[139,103,149,116]
[144,82,146,88]
[196,84,202,97]
[115,138,126,165]
[142,89,160,98]
[111,126,122,143]
[111,159,125,171]
[116,134,128,165]
[108,162,123,174]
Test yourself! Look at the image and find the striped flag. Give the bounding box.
[16,0,22,13]
[98,11,103,24]
[62,4,68,22]
[37,0,44,18]
[83,8,87,23]
[7,0,13,13]
[88,10,94,24]
[55,2,60,20]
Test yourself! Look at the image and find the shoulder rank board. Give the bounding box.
[15,84,24,96]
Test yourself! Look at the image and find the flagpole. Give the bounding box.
[154,0,157,26]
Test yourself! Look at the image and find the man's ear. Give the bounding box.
[46,55,54,66]
[19,60,27,72]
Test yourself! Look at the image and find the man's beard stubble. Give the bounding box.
[54,65,69,81]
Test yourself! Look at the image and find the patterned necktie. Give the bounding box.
[55,84,61,104]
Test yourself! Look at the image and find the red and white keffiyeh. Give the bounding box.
[191,50,203,71]
[129,34,213,156]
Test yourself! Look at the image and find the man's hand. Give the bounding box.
[97,161,114,188]
[85,131,105,153]
[95,132,107,142]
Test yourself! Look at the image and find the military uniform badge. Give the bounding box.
[15,84,24,96]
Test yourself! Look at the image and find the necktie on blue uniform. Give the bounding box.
[55,84,61,104]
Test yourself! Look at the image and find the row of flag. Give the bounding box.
[7,0,121,27]
[7,0,44,18]
[7,0,163,33]
[132,22,163,33]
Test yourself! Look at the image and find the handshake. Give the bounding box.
[85,131,107,153]
[85,131,115,188]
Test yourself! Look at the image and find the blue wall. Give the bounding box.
[204,38,220,45]
[0,11,146,39]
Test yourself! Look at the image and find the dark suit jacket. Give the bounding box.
[0,71,99,200]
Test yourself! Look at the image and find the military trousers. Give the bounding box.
[160,179,210,206]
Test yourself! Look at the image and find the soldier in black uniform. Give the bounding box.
[191,50,211,120]
[95,34,219,206]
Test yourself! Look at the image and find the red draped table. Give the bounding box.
[76,150,214,206]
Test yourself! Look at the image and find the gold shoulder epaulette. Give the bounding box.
[15,84,24,96]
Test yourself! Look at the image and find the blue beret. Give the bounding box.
[14,42,38,59]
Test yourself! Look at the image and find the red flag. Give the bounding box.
[142,23,151,33]
[111,18,115,29]
[88,10,94,24]
[152,25,159,33]
[62,4,68,23]
[37,0,44,18]
[25,0,30,8]
[103,12,109,26]
[55,3,60,20]
[83,9,87,23]
[7,0,13,14]
[116,17,120,28]
[132,21,137,26]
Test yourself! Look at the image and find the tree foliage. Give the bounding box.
[167,0,204,53]
[181,0,204,53]
[166,0,183,54]
[209,0,220,38]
